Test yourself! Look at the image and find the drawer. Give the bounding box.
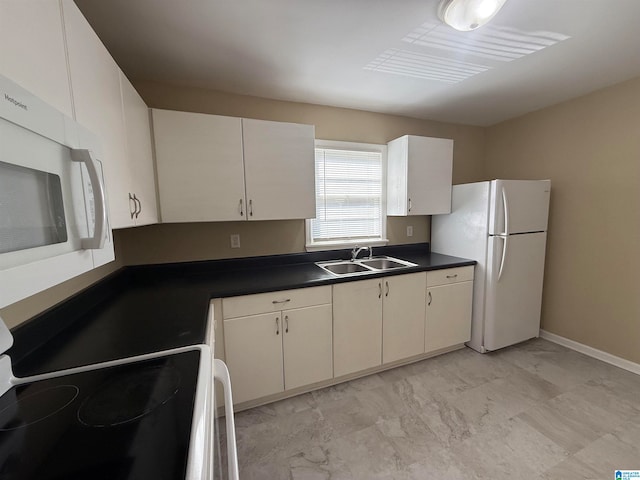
[427,266,474,287]
[222,285,331,319]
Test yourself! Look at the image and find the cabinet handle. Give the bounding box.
[128,193,136,219]
[408,198,412,212]
[249,199,253,217]
[428,291,432,306]
[275,317,280,335]
[378,283,382,299]
[272,299,291,304]
[133,194,141,218]
[239,198,244,217]
[285,315,289,333]
[446,274,458,279]
[385,281,389,297]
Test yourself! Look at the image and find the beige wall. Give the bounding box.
[115,81,485,265]
[485,76,640,363]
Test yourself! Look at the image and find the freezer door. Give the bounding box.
[488,180,550,235]
[484,232,547,351]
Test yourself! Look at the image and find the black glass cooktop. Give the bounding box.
[0,350,200,480]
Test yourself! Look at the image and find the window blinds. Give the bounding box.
[311,147,382,243]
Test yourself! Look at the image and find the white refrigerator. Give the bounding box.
[432,179,551,353]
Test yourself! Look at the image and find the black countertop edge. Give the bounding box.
[9,243,475,373]
[125,242,434,276]
[8,270,132,364]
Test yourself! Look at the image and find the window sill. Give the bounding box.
[305,238,389,252]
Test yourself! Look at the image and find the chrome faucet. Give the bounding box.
[351,246,372,261]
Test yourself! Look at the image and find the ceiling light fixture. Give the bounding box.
[438,0,507,31]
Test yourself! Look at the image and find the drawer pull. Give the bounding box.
[428,291,432,306]
[446,274,458,279]
[285,315,289,333]
[272,299,291,304]
[275,317,280,335]
[385,281,389,297]
[378,283,382,299]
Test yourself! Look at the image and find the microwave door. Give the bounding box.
[0,161,68,254]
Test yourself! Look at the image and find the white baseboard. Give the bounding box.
[540,329,640,376]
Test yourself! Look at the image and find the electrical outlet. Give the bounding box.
[230,234,241,248]
[407,226,413,237]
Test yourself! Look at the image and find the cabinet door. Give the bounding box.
[0,1,73,117]
[382,273,427,364]
[224,312,284,404]
[333,278,382,377]
[62,0,132,228]
[426,281,473,352]
[120,73,158,226]
[282,304,333,390]
[407,136,453,215]
[152,110,246,222]
[242,119,315,221]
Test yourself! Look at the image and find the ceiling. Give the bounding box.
[73,0,640,126]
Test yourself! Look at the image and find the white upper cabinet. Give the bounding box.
[120,73,158,226]
[152,110,316,222]
[387,135,453,216]
[242,119,315,221]
[62,0,131,228]
[0,0,73,118]
[152,110,246,222]
[62,0,158,229]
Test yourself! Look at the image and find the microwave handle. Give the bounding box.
[71,149,107,250]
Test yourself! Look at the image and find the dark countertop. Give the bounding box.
[9,243,474,377]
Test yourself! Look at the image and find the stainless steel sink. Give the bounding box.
[320,262,372,275]
[360,258,411,270]
[316,256,417,277]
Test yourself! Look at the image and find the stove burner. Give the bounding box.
[0,385,79,431]
[78,364,181,427]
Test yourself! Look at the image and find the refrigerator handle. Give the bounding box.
[497,234,508,281]
[501,187,510,235]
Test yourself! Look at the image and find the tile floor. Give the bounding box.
[216,338,640,479]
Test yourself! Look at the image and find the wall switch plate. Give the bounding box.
[407,226,413,237]
[230,234,241,248]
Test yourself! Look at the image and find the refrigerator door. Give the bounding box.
[484,232,547,351]
[431,181,490,352]
[488,180,551,235]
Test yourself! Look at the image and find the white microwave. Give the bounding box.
[0,74,114,308]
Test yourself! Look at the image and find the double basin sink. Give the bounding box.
[316,256,417,277]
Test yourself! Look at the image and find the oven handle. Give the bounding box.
[213,359,239,480]
[71,149,107,250]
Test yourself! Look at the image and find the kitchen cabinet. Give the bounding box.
[0,0,73,118]
[333,272,426,377]
[119,73,159,226]
[382,272,427,364]
[152,109,316,222]
[425,266,474,352]
[62,0,130,229]
[387,135,453,216]
[152,110,246,222]
[242,118,315,221]
[222,286,332,404]
[62,1,158,229]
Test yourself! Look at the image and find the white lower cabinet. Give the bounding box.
[425,266,474,352]
[382,273,427,364]
[333,278,383,377]
[222,286,332,405]
[333,272,427,377]
[222,267,474,406]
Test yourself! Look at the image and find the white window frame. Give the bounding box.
[305,139,388,251]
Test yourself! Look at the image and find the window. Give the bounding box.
[306,140,387,250]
